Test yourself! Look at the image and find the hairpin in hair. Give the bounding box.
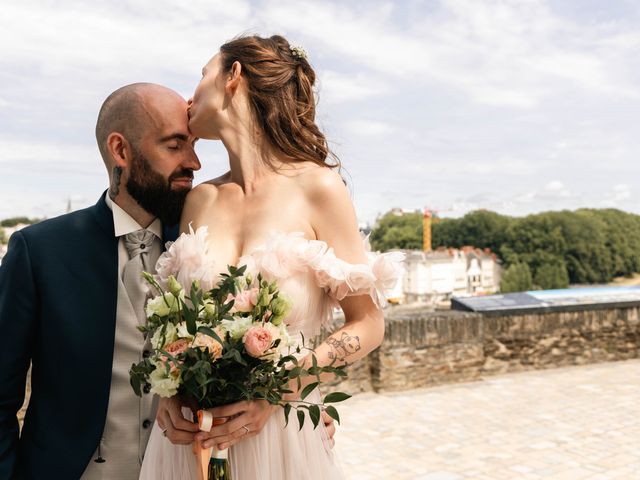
[289,45,308,61]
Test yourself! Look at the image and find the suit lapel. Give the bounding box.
[88,192,119,394]
[162,223,179,246]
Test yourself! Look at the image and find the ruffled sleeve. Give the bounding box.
[311,240,405,308]
[247,231,405,308]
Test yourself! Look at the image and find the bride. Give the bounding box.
[140,34,402,479]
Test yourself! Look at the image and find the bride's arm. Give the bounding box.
[300,168,385,373]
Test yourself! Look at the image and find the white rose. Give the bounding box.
[175,320,208,340]
[176,321,192,340]
[277,323,294,348]
[146,293,182,318]
[199,300,216,320]
[220,316,253,341]
[149,364,181,397]
[151,322,178,349]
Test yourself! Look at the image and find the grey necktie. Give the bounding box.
[123,229,158,325]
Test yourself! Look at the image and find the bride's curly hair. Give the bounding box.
[220,34,340,170]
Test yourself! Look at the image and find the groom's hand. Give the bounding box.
[322,410,337,448]
[156,396,200,445]
[196,400,276,450]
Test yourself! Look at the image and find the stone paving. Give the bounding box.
[336,360,640,480]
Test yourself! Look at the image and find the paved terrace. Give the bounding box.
[337,360,640,480]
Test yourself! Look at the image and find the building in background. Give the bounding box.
[384,208,502,305]
[397,247,501,304]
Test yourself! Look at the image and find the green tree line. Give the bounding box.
[0,217,39,228]
[0,217,41,245]
[370,209,640,292]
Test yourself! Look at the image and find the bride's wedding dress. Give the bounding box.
[140,231,403,479]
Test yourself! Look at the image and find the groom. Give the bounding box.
[0,83,200,479]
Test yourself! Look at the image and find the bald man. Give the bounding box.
[0,83,201,479]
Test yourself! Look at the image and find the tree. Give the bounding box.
[432,210,510,253]
[0,228,5,245]
[0,217,39,228]
[372,206,640,287]
[533,262,570,290]
[370,211,422,251]
[500,263,533,293]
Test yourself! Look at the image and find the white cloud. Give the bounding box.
[262,0,640,108]
[0,1,251,84]
[1,0,640,223]
[603,184,632,207]
[318,71,390,103]
[0,138,97,165]
[541,180,571,198]
[344,119,396,137]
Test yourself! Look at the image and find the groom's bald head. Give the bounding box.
[95,82,183,168]
[96,83,146,166]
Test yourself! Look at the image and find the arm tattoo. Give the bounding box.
[109,166,122,200]
[325,332,361,360]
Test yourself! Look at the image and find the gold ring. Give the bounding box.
[162,428,168,437]
[242,425,250,435]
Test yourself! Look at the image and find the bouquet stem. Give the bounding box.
[196,410,232,480]
[208,447,231,480]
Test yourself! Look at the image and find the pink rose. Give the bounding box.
[193,328,224,360]
[164,338,190,356]
[159,339,190,373]
[242,326,273,358]
[231,288,259,313]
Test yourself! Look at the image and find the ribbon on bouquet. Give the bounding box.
[195,410,230,480]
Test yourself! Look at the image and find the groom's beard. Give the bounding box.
[126,150,192,226]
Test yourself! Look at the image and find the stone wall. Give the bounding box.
[328,304,640,395]
[18,305,640,423]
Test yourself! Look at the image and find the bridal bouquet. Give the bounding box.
[129,226,349,480]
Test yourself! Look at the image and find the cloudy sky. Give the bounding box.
[1,0,639,224]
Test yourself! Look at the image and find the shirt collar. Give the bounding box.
[105,194,163,239]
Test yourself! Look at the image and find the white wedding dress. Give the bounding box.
[140,231,403,480]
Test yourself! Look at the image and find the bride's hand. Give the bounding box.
[195,399,277,450]
[156,396,200,445]
[194,400,338,450]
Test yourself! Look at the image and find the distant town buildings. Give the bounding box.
[387,247,501,304]
[384,208,502,305]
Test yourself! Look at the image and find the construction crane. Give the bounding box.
[423,205,453,252]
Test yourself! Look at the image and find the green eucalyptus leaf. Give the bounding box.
[300,382,319,401]
[283,403,292,427]
[323,392,351,404]
[324,406,340,425]
[297,409,305,431]
[309,405,321,429]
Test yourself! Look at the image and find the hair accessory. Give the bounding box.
[289,45,308,61]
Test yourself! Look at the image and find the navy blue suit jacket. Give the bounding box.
[0,193,178,479]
